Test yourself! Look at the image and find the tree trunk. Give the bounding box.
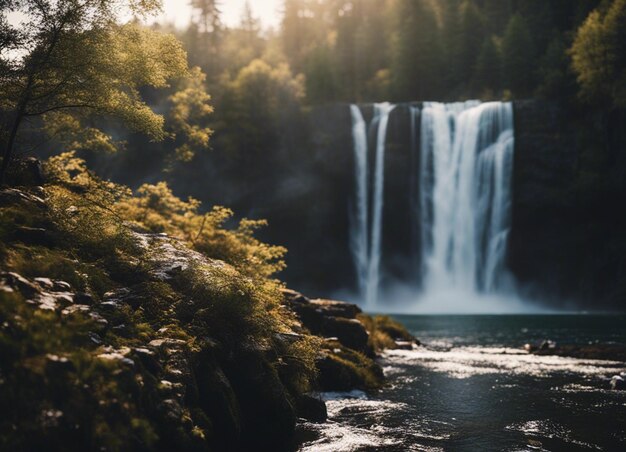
[0,108,25,186]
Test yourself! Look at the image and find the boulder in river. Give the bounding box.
[610,376,625,391]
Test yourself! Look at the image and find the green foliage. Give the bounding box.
[167,67,214,163]
[304,45,338,104]
[228,59,304,120]
[502,14,535,97]
[473,36,503,95]
[320,340,384,390]
[43,153,139,265]
[0,291,158,451]
[169,0,609,106]
[0,152,324,448]
[571,0,626,107]
[35,23,189,147]
[459,0,487,86]
[358,314,416,353]
[116,180,287,278]
[216,58,304,164]
[536,34,576,101]
[391,0,443,100]
[1,1,213,179]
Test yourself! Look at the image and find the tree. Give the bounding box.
[189,0,222,78]
[502,13,535,97]
[391,0,443,100]
[219,59,304,165]
[513,0,552,55]
[536,34,575,101]
[458,1,486,89]
[167,67,214,163]
[240,1,260,37]
[472,36,502,95]
[571,0,626,108]
[191,0,221,35]
[304,45,337,104]
[441,0,464,91]
[482,0,512,35]
[0,1,192,182]
[281,0,312,74]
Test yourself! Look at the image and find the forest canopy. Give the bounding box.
[2,0,625,182]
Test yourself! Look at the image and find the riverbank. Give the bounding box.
[296,314,626,451]
[0,159,417,450]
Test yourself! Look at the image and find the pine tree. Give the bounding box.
[502,13,535,97]
[391,0,444,100]
[458,1,486,91]
[482,0,512,35]
[281,0,312,74]
[571,0,626,107]
[191,0,222,35]
[441,0,465,92]
[190,0,223,79]
[472,36,502,94]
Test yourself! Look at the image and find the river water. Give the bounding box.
[298,315,626,451]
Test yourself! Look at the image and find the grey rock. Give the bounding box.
[52,281,71,292]
[74,292,94,305]
[610,375,625,390]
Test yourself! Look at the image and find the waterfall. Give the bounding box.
[349,103,395,307]
[419,101,515,294]
[409,106,421,275]
[350,105,369,300]
[349,100,514,310]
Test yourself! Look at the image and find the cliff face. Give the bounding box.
[247,104,423,297]
[268,100,626,308]
[510,101,626,308]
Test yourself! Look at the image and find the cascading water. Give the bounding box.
[349,103,395,308]
[418,101,515,294]
[350,105,369,301]
[349,100,515,311]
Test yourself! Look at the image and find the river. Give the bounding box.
[298,314,626,451]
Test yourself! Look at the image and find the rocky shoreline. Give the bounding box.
[525,341,626,362]
[0,266,417,450]
[0,180,418,450]
[524,340,626,390]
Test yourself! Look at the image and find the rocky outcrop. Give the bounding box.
[0,267,404,450]
[0,182,301,450]
[610,376,625,391]
[524,341,626,362]
[282,289,371,355]
[0,183,420,451]
[281,288,418,392]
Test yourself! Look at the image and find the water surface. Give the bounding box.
[298,315,626,451]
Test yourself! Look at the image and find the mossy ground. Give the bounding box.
[358,314,417,353]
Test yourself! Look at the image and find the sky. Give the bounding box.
[6,1,284,32]
[158,0,283,30]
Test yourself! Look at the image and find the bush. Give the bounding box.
[358,314,416,353]
[0,154,322,449]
